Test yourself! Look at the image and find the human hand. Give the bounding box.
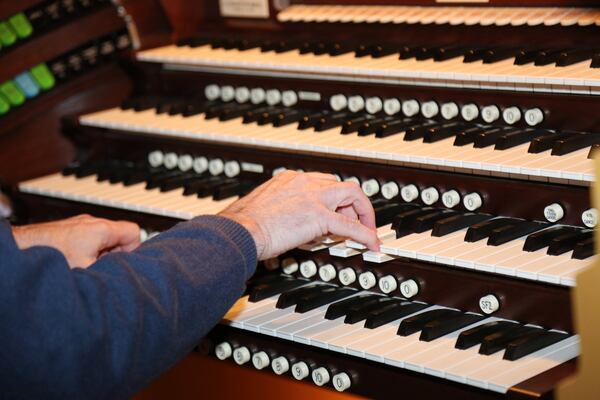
[12,214,141,268]
[219,170,379,260]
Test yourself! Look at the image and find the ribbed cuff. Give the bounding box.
[189,215,258,279]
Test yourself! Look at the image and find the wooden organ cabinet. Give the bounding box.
[4,0,600,398]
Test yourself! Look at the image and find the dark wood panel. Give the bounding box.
[0,0,42,20]
[0,5,125,83]
[0,63,132,184]
[120,0,172,49]
[135,353,360,400]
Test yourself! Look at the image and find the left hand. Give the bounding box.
[12,214,141,268]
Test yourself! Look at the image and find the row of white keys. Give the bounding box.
[82,107,594,184]
[223,293,578,393]
[137,43,600,90]
[19,173,237,218]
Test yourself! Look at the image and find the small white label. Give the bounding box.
[298,91,321,101]
[241,162,264,173]
[219,0,269,18]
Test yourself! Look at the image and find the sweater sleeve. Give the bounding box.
[0,215,257,399]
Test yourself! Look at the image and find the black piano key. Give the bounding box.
[218,103,255,121]
[487,221,548,246]
[328,43,354,56]
[412,209,458,233]
[423,122,469,143]
[249,278,308,302]
[257,107,287,125]
[483,48,520,64]
[398,45,421,60]
[454,126,493,146]
[434,46,467,61]
[234,38,261,51]
[274,40,299,53]
[455,320,520,349]
[122,169,151,186]
[415,46,441,61]
[523,226,578,252]
[588,143,600,159]
[591,53,600,68]
[473,127,518,148]
[355,44,372,58]
[375,119,422,138]
[375,203,419,226]
[463,48,490,63]
[358,116,395,136]
[534,49,567,66]
[298,111,332,130]
[420,313,486,342]
[295,287,356,313]
[551,132,600,156]
[243,106,277,124]
[504,331,570,361]
[205,102,236,119]
[214,181,256,200]
[145,171,183,190]
[325,294,383,320]
[547,230,593,256]
[182,176,220,196]
[398,309,461,337]
[197,178,237,198]
[298,41,319,54]
[556,48,595,67]
[159,173,198,192]
[275,284,328,309]
[182,100,213,117]
[479,326,542,355]
[344,298,398,324]
[514,49,544,65]
[403,121,440,141]
[392,207,437,238]
[432,213,493,237]
[528,131,573,154]
[370,44,399,58]
[464,217,520,242]
[315,112,350,131]
[167,100,189,116]
[572,237,594,260]
[273,109,309,127]
[494,129,549,150]
[364,301,429,329]
[341,115,375,134]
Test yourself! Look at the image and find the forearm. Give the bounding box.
[0,216,256,398]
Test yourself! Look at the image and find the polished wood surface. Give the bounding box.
[136,354,362,400]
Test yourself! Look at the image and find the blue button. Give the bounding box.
[14,72,40,98]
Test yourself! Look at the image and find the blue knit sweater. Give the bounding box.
[0,216,257,399]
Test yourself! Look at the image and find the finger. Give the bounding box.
[321,182,377,229]
[325,211,380,252]
[102,221,141,252]
[336,204,358,221]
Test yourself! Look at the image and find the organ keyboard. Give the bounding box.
[11,0,600,399]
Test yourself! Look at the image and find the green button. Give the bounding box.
[0,81,25,106]
[8,13,33,39]
[0,22,17,46]
[30,64,55,90]
[0,93,10,115]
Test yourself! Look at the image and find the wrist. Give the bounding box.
[219,211,267,260]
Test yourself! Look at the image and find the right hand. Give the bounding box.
[219,170,380,260]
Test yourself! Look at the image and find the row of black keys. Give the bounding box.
[62,160,262,200]
[247,276,570,361]
[176,36,600,69]
[121,96,600,158]
[379,201,593,259]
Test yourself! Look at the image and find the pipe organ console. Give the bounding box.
[6,0,600,399]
